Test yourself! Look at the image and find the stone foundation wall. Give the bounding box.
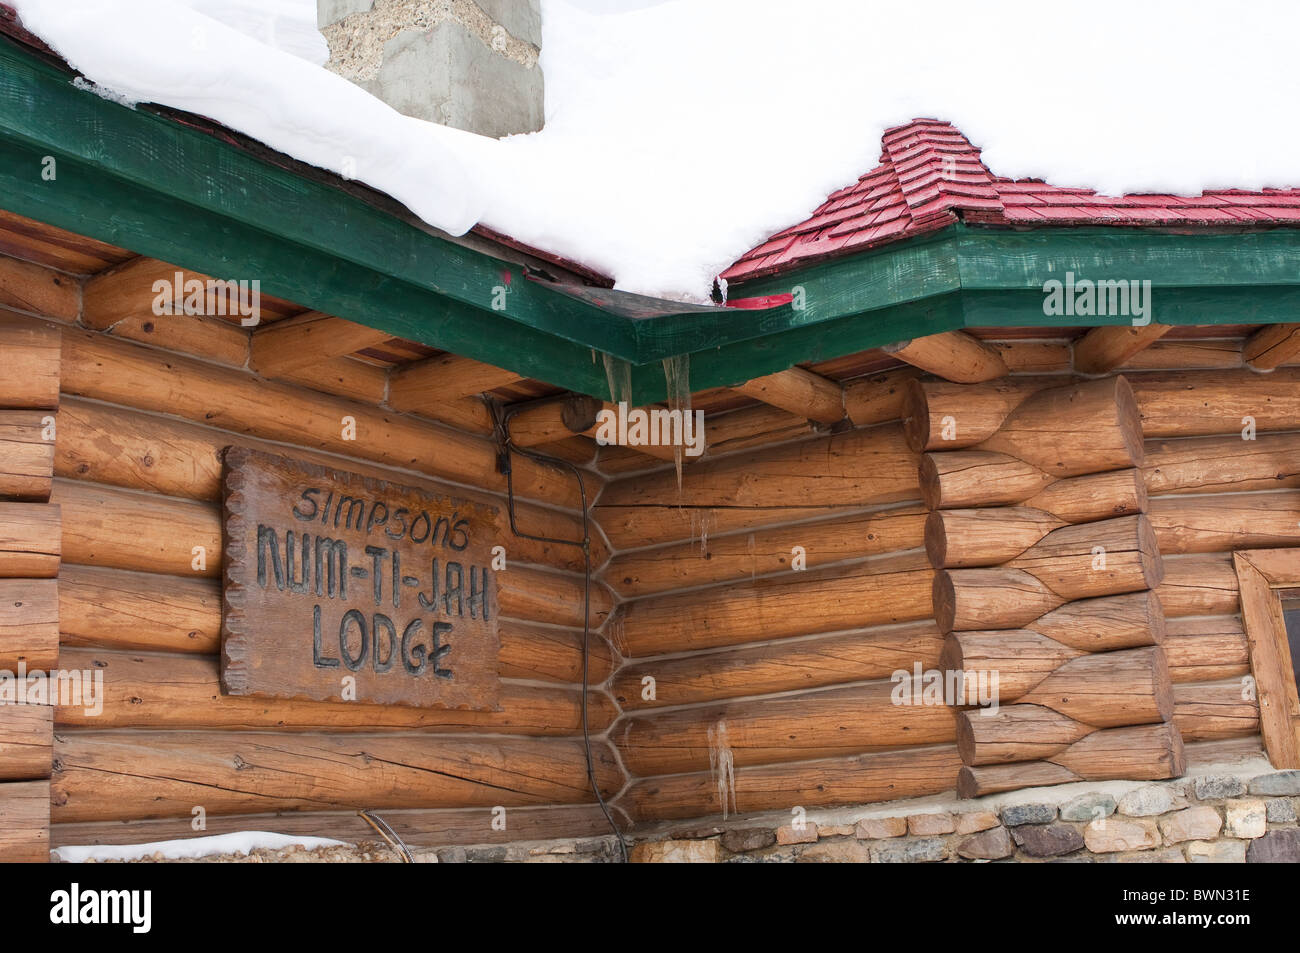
[627,769,1300,863]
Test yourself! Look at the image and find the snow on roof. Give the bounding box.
[723,120,1300,284]
[9,0,1300,303]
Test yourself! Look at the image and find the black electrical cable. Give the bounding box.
[491,398,628,863]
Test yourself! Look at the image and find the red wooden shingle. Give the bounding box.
[721,119,1300,284]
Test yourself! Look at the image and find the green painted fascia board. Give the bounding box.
[954,226,1300,289]
[0,34,645,365]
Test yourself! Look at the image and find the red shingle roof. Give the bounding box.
[721,119,1300,284]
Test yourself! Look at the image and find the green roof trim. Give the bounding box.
[1,35,1298,406]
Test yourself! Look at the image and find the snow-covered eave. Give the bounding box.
[2,23,1300,405]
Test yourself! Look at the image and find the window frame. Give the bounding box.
[1234,549,1300,769]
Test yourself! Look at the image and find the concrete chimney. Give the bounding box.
[319,0,543,138]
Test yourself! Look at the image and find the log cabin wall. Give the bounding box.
[600,352,1297,825]
[0,239,631,856]
[598,372,963,822]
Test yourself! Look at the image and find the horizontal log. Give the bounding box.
[388,352,525,407]
[606,504,927,599]
[734,367,844,424]
[495,567,615,630]
[941,629,1085,701]
[0,780,49,862]
[939,594,1165,686]
[945,638,1171,726]
[1164,616,1249,683]
[613,681,957,776]
[1144,432,1300,496]
[51,803,619,850]
[957,723,1185,797]
[54,397,599,572]
[617,552,933,657]
[1243,322,1300,371]
[1119,339,1242,371]
[612,621,943,711]
[1072,323,1172,374]
[842,368,922,426]
[0,501,60,577]
[52,479,220,578]
[883,331,1008,383]
[55,649,618,735]
[687,402,814,457]
[58,565,612,682]
[0,312,60,409]
[1026,590,1167,652]
[615,744,961,821]
[0,256,78,322]
[597,423,919,512]
[596,502,867,553]
[0,578,58,669]
[52,731,626,823]
[903,376,1069,452]
[61,330,577,509]
[1149,492,1300,554]
[1131,368,1300,438]
[58,565,220,654]
[958,704,1093,766]
[505,394,603,447]
[1003,513,1162,599]
[0,705,52,780]
[926,506,1064,568]
[992,340,1072,374]
[250,312,390,377]
[0,411,53,501]
[974,376,1144,477]
[1017,646,1174,728]
[1173,679,1260,742]
[922,457,1146,521]
[1155,553,1239,619]
[935,516,1162,630]
[272,354,389,405]
[934,567,1064,631]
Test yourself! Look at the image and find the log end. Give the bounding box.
[901,377,930,452]
[924,510,949,569]
[932,571,957,633]
[954,709,978,765]
[1165,722,1187,779]
[919,454,943,510]
[561,393,604,433]
[1136,514,1166,590]
[1151,645,1175,725]
[938,632,965,674]
[1112,375,1145,468]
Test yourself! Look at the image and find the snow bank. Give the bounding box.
[53,831,349,863]
[11,0,1300,301]
[174,0,328,65]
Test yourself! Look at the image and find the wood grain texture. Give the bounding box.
[0,312,60,409]
[52,732,626,823]
[0,502,60,577]
[0,578,58,669]
[0,780,49,862]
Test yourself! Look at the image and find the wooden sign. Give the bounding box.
[221,447,501,710]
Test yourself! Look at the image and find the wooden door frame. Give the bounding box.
[1234,549,1300,769]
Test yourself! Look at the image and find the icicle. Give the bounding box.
[661,353,691,491]
[601,353,632,407]
[707,720,736,819]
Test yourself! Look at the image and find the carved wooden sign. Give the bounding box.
[221,447,501,710]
